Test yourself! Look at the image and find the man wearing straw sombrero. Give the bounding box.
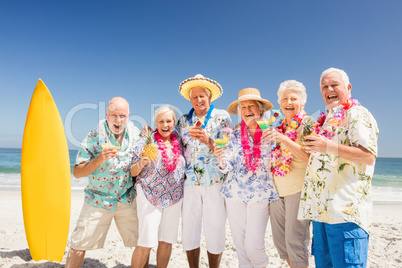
[177,74,233,268]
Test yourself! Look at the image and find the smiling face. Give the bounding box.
[279,89,304,120]
[190,86,211,116]
[240,100,263,126]
[320,71,351,109]
[156,111,175,140]
[106,97,130,136]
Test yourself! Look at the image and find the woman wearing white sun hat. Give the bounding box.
[177,74,233,268]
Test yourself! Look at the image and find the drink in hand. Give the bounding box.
[215,134,229,149]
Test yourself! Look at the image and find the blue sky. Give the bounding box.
[1,0,401,157]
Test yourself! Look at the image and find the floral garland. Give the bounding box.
[270,112,306,177]
[188,104,214,129]
[154,130,181,173]
[313,98,360,139]
[241,121,262,173]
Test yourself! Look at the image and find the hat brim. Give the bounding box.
[227,98,273,115]
[179,78,222,102]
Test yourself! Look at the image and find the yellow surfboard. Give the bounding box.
[21,79,71,262]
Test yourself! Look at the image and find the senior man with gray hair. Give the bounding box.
[66,97,141,268]
[177,74,233,268]
[299,68,379,268]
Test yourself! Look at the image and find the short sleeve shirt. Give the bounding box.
[273,121,308,197]
[132,132,186,208]
[177,108,233,186]
[298,105,379,233]
[75,121,140,211]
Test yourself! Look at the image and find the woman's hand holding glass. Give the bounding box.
[261,127,283,144]
[213,143,227,170]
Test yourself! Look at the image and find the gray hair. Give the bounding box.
[153,105,178,125]
[277,80,307,106]
[189,87,212,98]
[237,100,265,116]
[320,67,350,87]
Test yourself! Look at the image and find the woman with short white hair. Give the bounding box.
[264,80,311,268]
[130,105,185,268]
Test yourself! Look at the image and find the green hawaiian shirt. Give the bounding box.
[75,121,140,211]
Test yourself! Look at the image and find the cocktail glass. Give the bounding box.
[215,139,228,149]
[256,120,271,130]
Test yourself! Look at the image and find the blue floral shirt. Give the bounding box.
[219,128,279,204]
[132,131,186,208]
[75,121,140,211]
[177,108,233,186]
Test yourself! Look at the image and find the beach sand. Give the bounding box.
[1,189,401,268]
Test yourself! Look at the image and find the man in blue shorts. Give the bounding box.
[299,68,379,268]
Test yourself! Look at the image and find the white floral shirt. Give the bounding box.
[177,108,233,186]
[298,105,379,233]
[218,128,279,204]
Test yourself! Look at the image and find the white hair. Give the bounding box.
[320,67,350,87]
[277,80,307,106]
[153,105,177,125]
[237,100,265,116]
[189,87,212,98]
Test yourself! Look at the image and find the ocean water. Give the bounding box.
[1,148,401,203]
[0,148,88,190]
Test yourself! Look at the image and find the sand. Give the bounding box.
[1,189,401,268]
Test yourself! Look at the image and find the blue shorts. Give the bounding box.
[312,222,369,268]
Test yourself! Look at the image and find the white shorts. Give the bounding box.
[136,185,182,248]
[70,201,138,250]
[181,184,227,254]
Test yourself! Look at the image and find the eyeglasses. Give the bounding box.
[108,115,128,120]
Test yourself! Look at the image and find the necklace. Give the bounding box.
[313,98,360,139]
[241,121,262,173]
[188,104,214,128]
[154,130,181,173]
[270,112,306,177]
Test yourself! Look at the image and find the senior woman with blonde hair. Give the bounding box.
[263,80,311,268]
[130,105,186,268]
[214,88,279,268]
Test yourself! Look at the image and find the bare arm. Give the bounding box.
[279,134,310,163]
[130,151,150,177]
[303,135,376,166]
[262,128,310,163]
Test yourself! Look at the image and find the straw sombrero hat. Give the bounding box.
[227,88,273,115]
[179,74,223,102]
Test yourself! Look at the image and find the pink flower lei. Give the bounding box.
[154,130,181,173]
[241,121,262,173]
[270,112,306,177]
[313,98,360,139]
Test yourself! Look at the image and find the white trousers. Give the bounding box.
[226,198,270,268]
[182,184,227,254]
